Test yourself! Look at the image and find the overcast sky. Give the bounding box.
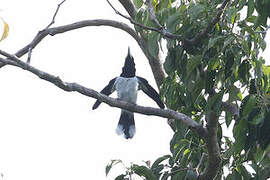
[0,1,269,180]
[0,1,174,180]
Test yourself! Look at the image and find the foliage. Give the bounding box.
[108,0,270,179]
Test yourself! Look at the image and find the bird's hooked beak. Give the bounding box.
[128,47,131,57]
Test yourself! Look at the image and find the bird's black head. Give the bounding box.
[120,47,136,78]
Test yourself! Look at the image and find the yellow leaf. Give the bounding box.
[1,19,9,41]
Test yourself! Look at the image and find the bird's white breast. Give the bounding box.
[114,77,139,103]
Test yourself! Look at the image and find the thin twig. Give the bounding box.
[45,0,66,29]
[14,19,142,59]
[109,0,230,44]
[106,0,183,40]
[196,153,207,171]
[106,0,161,32]
[255,25,270,35]
[146,0,163,29]
[27,0,66,64]
[27,47,32,64]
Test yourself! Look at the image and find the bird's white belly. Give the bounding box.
[115,77,138,103]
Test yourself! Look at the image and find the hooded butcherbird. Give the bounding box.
[92,48,165,139]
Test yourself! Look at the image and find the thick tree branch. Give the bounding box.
[14,19,142,59]
[0,49,206,138]
[221,102,239,119]
[118,0,136,19]
[198,112,221,180]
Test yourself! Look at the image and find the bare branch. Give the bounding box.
[221,102,239,119]
[0,49,206,138]
[0,16,166,88]
[118,0,136,19]
[146,0,163,29]
[14,19,142,58]
[0,19,142,69]
[26,47,33,64]
[45,0,66,29]
[196,153,207,171]
[26,0,66,64]
[107,0,163,32]
[107,0,183,40]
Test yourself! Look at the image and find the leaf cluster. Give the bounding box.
[109,0,270,179]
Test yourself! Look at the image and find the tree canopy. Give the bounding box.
[107,0,270,179]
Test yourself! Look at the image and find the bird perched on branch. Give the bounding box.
[92,47,165,139]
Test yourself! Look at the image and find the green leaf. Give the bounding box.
[151,155,171,171]
[157,0,171,11]
[254,147,265,163]
[188,3,205,21]
[186,55,202,76]
[131,165,157,180]
[262,65,270,77]
[247,0,255,18]
[208,58,220,70]
[167,11,181,33]
[237,0,247,11]
[115,174,125,180]
[242,39,250,55]
[232,169,242,180]
[208,36,223,50]
[148,32,160,58]
[186,170,198,180]
[251,111,264,125]
[225,49,235,79]
[226,7,237,24]
[261,40,266,51]
[238,60,251,83]
[205,90,225,112]
[233,118,247,154]
[171,171,186,180]
[164,49,176,74]
[223,35,235,50]
[242,94,256,116]
[228,85,241,102]
[105,160,121,176]
[183,148,190,156]
[237,164,252,179]
[133,0,143,9]
[205,70,216,94]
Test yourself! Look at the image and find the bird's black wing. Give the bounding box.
[137,76,165,109]
[92,78,117,110]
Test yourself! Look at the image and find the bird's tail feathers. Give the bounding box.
[116,110,135,139]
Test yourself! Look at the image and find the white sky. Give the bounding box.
[0,1,173,180]
[0,1,269,180]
